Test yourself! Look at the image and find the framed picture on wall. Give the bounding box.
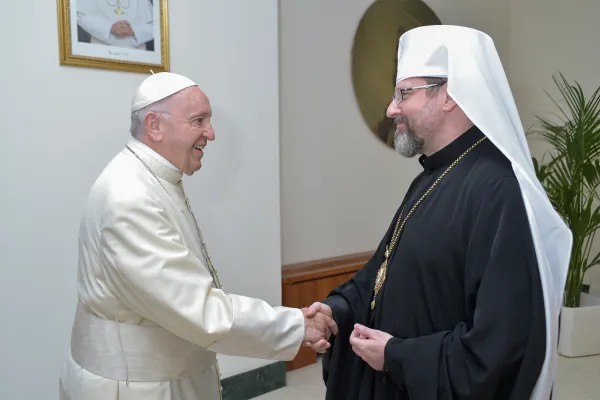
[57,0,169,73]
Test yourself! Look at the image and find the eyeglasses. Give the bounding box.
[392,82,446,104]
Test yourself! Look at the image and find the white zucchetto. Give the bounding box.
[131,72,198,112]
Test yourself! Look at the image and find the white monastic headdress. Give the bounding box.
[131,72,198,112]
[396,25,572,399]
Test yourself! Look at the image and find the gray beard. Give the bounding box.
[393,117,424,158]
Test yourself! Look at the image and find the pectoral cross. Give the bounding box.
[114,0,125,17]
[371,245,390,309]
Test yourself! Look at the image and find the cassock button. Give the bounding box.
[399,385,406,391]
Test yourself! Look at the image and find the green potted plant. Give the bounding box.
[529,72,600,357]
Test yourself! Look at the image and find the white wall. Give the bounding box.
[0,0,280,397]
[508,0,600,132]
[279,0,511,264]
[508,0,600,290]
[279,0,600,288]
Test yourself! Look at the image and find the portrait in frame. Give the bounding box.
[57,0,169,73]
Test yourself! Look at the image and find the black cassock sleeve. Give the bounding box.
[321,171,426,340]
[322,196,406,338]
[320,174,428,399]
[384,177,545,400]
[320,236,386,381]
[319,203,403,396]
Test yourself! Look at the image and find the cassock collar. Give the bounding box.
[418,126,485,171]
[125,139,183,185]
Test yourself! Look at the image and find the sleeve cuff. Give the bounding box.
[321,295,347,324]
[384,338,407,388]
[129,24,153,45]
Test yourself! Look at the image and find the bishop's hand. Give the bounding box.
[349,324,392,371]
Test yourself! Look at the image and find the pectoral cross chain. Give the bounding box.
[371,246,390,309]
[369,136,487,310]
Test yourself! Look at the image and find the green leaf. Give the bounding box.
[586,251,600,272]
[533,72,600,307]
[582,162,597,184]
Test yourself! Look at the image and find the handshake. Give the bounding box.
[300,302,337,353]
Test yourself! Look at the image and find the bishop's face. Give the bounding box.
[386,78,445,157]
[161,87,215,175]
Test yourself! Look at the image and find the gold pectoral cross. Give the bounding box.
[371,246,390,309]
[367,137,488,312]
[114,1,125,16]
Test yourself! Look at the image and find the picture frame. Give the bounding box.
[57,0,169,74]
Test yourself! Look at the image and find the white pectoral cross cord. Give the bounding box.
[177,180,223,289]
[124,145,223,290]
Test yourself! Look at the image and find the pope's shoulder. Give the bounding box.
[85,148,158,208]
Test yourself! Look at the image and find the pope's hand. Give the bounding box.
[305,301,334,320]
[111,21,134,37]
[120,21,134,37]
[300,302,338,353]
[349,324,392,371]
[301,307,337,353]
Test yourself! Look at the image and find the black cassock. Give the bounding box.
[321,126,546,400]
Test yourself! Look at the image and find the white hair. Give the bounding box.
[129,97,172,139]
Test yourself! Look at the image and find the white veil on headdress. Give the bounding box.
[395,25,572,399]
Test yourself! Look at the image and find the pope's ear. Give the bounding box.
[144,112,163,142]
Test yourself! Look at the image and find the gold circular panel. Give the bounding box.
[351,0,441,148]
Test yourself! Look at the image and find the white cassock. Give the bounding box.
[59,139,305,400]
[76,0,154,50]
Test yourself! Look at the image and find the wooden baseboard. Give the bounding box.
[281,251,373,370]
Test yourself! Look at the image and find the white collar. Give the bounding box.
[125,138,183,185]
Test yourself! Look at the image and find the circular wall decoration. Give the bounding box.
[351,0,441,148]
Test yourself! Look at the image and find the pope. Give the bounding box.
[76,0,155,50]
[59,72,336,400]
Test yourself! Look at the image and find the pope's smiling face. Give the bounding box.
[144,86,215,175]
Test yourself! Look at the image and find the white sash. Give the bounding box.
[70,302,216,382]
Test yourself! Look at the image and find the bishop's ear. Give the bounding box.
[144,111,164,142]
[442,92,459,112]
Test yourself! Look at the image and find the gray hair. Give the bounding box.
[129,98,172,138]
[424,77,448,97]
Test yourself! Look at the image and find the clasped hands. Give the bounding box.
[302,302,393,371]
[111,21,135,38]
[301,303,338,353]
